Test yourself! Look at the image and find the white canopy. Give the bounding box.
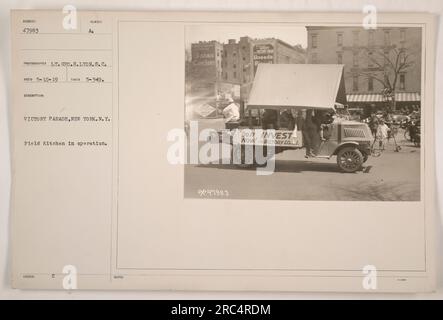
[247,64,347,110]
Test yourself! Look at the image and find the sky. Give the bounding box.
[185,24,307,48]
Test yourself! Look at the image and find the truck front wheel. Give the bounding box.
[337,147,364,173]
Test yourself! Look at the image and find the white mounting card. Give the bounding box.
[10,10,437,292]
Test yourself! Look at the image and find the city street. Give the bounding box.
[184,129,421,201]
[184,25,423,202]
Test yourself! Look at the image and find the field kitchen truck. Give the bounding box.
[218,64,375,173]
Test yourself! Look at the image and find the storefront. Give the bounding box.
[346,92,421,114]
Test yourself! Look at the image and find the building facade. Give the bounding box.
[222,37,306,101]
[221,37,248,85]
[186,37,306,113]
[189,40,224,82]
[306,26,421,111]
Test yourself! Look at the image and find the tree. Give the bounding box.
[351,47,416,111]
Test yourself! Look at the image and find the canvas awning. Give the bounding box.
[346,92,421,103]
[246,64,347,110]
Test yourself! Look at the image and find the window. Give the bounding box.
[353,51,359,67]
[353,31,359,46]
[311,34,318,49]
[233,71,237,79]
[337,52,343,64]
[368,78,374,91]
[353,76,359,91]
[400,74,406,90]
[368,31,375,46]
[400,29,406,42]
[233,52,236,57]
[384,73,389,85]
[399,48,406,62]
[233,63,236,69]
[242,57,246,61]
[368,51,374,68]
[384,30,390,46]
[337,33,343,46]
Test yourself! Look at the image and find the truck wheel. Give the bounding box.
[337,147,364,173]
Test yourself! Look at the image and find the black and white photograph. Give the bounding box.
[2,6,440,298]
[184,24,422,201]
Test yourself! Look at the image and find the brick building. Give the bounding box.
[306,26,422,112]
[186,37,306,116]
[222,37,306,101]
[186,41,225,113]
[189,40,223,82]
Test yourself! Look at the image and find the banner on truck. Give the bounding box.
[238,129,303,147]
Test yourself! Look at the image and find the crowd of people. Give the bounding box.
[257,108,334,158]
[221,98,336,158]
[365,107,421,150]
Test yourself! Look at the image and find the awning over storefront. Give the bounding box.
[247,64,347,110]
[346,92,421,103]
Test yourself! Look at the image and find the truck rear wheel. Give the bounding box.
[337,147,363,173]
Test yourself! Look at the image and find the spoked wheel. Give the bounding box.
[337,147,364,173]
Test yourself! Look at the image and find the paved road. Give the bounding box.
[184,129,421,201]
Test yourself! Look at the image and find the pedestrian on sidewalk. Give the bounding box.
[376,119,390,151]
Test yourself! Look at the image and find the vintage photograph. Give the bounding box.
[184,24,422,201]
